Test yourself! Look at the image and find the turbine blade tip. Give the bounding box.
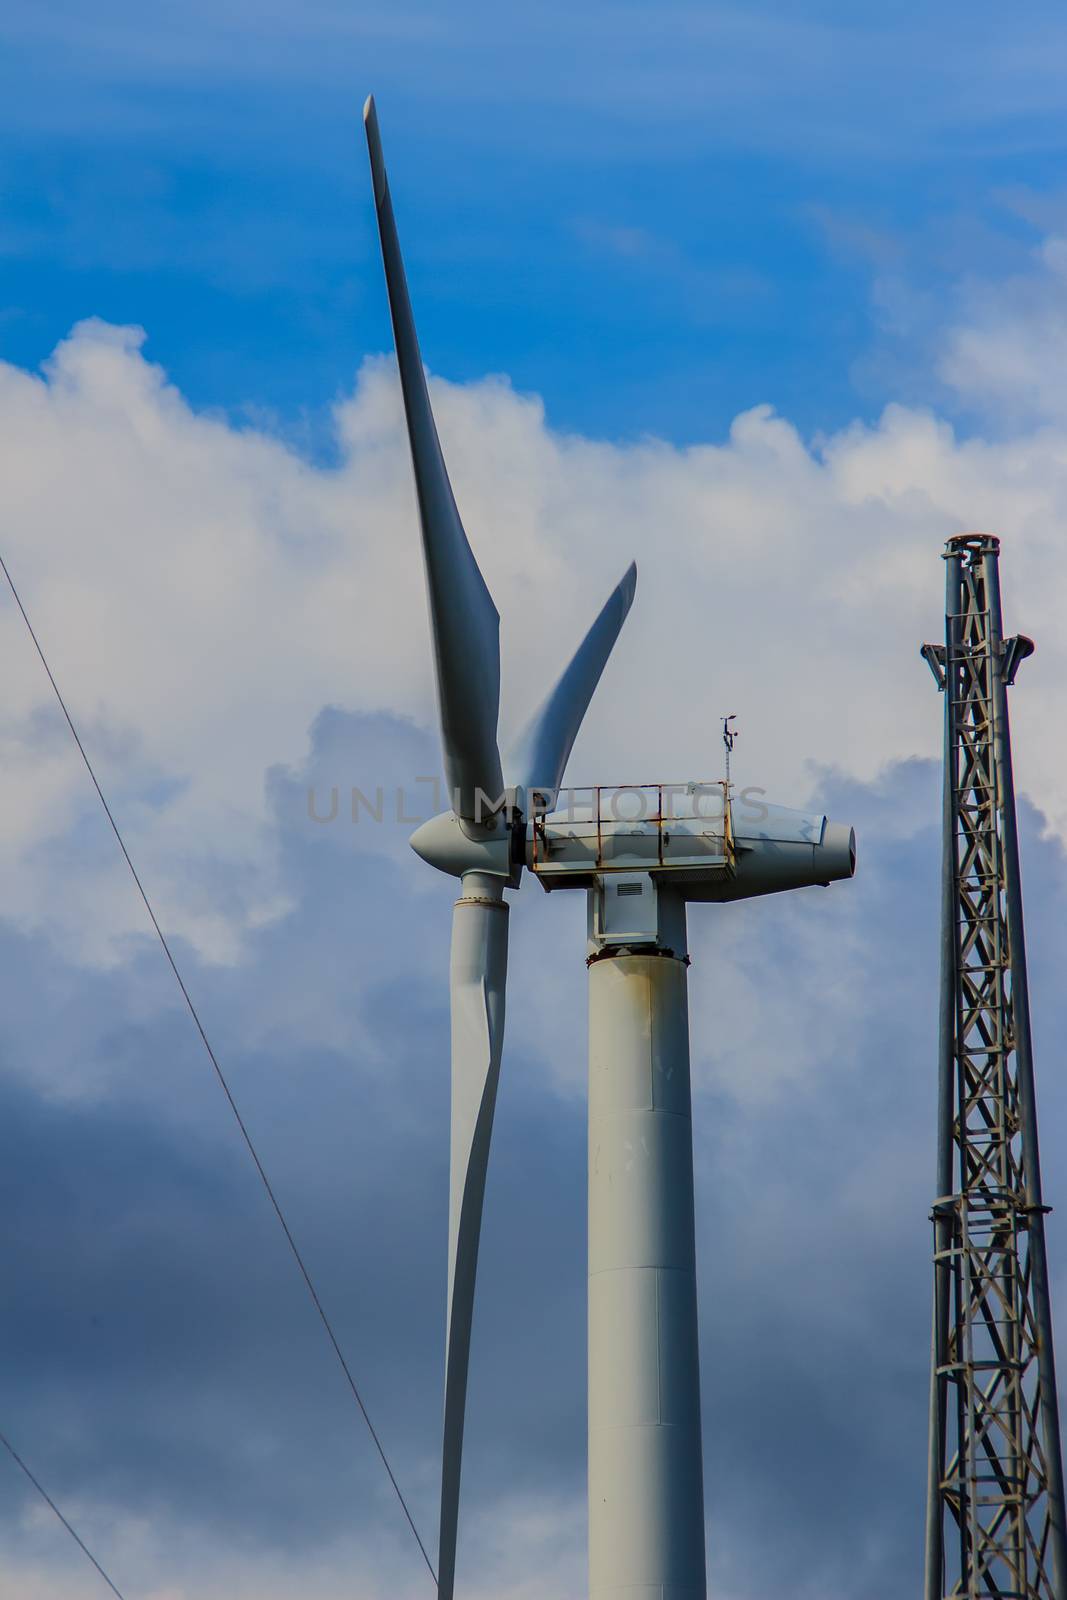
[621,559,638,607]
[362,96,387,203]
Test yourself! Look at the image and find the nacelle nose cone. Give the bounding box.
[409,809,512,880]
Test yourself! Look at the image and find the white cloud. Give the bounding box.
[6,1485,586,1600]
[9,233,1067,1600]
[3,316,1067,969]
[940,235,1067,428]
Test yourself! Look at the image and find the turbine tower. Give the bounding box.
[922,533,1067,1600]
[363,98,856,1599]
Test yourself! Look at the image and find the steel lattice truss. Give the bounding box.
[924,534,1067,1600]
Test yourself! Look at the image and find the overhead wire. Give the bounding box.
[0,1427,127,1599]
[0,550,438,1587]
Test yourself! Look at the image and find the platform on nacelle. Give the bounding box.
[526,782,735,886]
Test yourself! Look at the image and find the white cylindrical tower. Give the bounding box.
[587,914,706,1598]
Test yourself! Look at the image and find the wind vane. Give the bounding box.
[722,712,738,790]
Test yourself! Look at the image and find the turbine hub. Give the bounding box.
[409,809,514,880]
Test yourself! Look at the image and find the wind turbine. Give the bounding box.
[363,97,857,1600]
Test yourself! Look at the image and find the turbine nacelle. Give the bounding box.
[525,786,856,900]
[410,793,856,899]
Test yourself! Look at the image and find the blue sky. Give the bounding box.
[6,1,1067,446]
[6,5,1067,1598]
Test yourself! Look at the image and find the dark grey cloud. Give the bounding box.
[3,715,1067,1598]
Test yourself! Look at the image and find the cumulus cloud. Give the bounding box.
[4,314,1067,971]
[939,235,1067,430]
[4,307,1067,1598]
[5,732,1067,1600]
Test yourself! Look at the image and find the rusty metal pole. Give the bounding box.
[985,546,1067,1599]
[922,533,1067,1600]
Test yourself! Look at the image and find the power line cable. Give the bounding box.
[0,551,437,1587]
[0,1427,127,1599]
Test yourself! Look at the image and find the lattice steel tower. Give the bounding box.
[922,533,1067,1600]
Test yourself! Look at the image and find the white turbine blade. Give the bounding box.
[439,878,509,1600]
[364,97,504,820]
[507,561,637,810]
